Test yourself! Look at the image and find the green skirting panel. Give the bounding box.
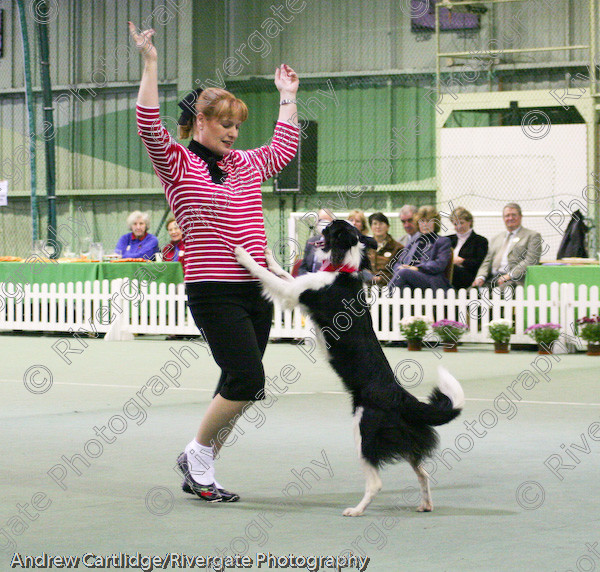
[525,265,600,293]
[0,261,184,286]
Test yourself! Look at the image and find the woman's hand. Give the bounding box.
[401,264,418,271]
[275,64,299,97]
[453,255,464,266]
[128,22,157,62]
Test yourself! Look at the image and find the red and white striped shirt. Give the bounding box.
[136,104,299,282]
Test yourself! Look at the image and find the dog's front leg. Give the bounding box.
[343,458,382,517]
[235,247,300,308]
[264,248,294,281]
[234,246,268,278]
[343,407,382,517]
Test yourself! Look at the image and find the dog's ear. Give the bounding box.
[358,234,375,272]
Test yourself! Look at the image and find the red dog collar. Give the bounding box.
[320,261,358,273]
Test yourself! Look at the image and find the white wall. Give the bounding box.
[439,124,589,260]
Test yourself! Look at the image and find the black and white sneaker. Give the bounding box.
[181,479,240,502]
[176,452,222,503]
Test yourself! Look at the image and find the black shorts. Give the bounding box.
[186,281,273,401]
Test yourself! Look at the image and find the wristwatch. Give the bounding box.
[280,99,297,105]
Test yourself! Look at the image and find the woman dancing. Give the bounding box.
[129,22,299,502]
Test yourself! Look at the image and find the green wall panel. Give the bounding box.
[233,82,435,189]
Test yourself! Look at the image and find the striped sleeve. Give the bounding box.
[236,120,300,182]
[136,104,189,185]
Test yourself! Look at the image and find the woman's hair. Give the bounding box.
[127,210,150,230]
[368,212,390,227]
[450,206,474,225]
[166,216,177,229]
[178,88,249,139]
[416,205,441,233]
[347,209,368,234]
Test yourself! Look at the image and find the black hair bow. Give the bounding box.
[178,88,203,126]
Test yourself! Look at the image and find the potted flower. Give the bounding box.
[576,315,600,356]
[431,319,468,352]
[524,323,561,354]
[487,318,513,353]
[399,316,431,351]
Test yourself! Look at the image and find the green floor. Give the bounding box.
[1,334,599,571]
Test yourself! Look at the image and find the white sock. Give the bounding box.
[184,440,215,485]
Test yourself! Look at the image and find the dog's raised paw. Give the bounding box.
[234,246,250,262]
[343,507,364,517]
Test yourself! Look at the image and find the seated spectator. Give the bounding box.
[297,208,334,275]
[472,202,542,290]
[447,207,488,289]
[162,217,186,267]
[347,209,369,235]
[344,213,377,281]
[389,205,452,293]
[398,204,421,248]
[115,211,159,260]
[367,212,402,286]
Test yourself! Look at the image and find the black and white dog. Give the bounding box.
[235,220,464,516]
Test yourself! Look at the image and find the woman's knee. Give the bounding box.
[219,362,265,401]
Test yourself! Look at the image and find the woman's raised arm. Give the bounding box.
[128,22,159,108]
[275,64,299,125]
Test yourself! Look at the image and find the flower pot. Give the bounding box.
[443,342,458,352]
[587,343,600,356]
[407,339,422,351]
[537,344,553,355]
[494,341,509,353]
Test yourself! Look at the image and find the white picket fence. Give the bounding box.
[1,279,598,348]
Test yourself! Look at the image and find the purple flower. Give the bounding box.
[524,323,561,334]
[577,315,600,325]
[525,322,562,344]
[432,319,468,330]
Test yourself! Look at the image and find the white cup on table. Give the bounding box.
[90,243,103,261]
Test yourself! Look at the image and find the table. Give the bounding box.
[0,261,184,286]
[525,265,600,292]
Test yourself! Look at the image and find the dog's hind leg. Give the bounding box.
[409,459,433,512]
[343,407,382,517]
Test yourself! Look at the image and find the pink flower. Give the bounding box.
[432,319,468,330]
[524,323,561,334]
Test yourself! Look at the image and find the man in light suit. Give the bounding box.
[472,203,543,290]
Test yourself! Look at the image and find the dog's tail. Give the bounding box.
[437,365,465,409]
[405,366,464,426]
